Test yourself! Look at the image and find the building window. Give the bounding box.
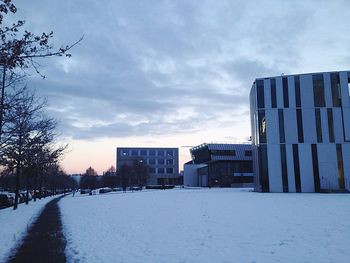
[166,168,173,174]
[283,77,289,108]
[313,74,325,107]
[149,159,156,165]
[311,144,320,193]
[211,150,235,156]
[348,73,350,97]
[158,168,164,174]
[295,76,301,108]
[140,150,147,156]
[157,150,164,157]
[245,150,252,156]
[292,144,301,193]
[149,150,156,156]
[315,109,322,143]
[258,110,267,143]
[121,150,129,156]
[278,109,285,143]
[296,109,304,143]
[166,150,173,157]
[336,144,345,189]
[158,159,165,165]
[271,78,277,108]
[258,145,269,192]
[131,150,138,156]
[327,108,335,143]
[280,145,289,193]
[149,167,156,173]
[166,159,173,165]
[330,73,341,107]
[257,80,265,109]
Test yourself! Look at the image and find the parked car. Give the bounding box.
[129,186,142,191]
[99,188,113,194]
[0,194,11,209]
[80,189,90,194]
[112,187,122,192]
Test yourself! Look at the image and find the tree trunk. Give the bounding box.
[13,166,20,210]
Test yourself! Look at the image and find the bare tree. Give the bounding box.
[0,0,82,140]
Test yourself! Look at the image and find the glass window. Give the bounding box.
[149,159,156,165]
[158,168,164,174]
[283,77,289,108]
[256,80,265,109]
[149,167,156,173]
[331,73,341,107]
[270,79,277,108]
[296,109,304,143]
[278,109,285,143]
[245,150,252,156]
[313,74,325,107]
[327,108,335,143]
[121,150,129,156]
[258,145,269,192]
[258,110,267,143]
[166,168,173,174]
[295,76,301,108]
[166,159,173,165]
[131,150,138,156]
[280,145,288,192]
[166,150,173,157]
[140,150,147,156]
[149,150,156,156]
[336,144,345,189]
[158,159,164,165]
[348,74,350,97]
[315,109,322,143]
[293,144,301,193]
[311,144,320,192]
[157,150,164,157]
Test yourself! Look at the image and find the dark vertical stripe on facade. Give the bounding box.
[278,109,285,143]
[280,144,288,192]
[327,108,335,143]
[336,144,345,189]
[258,145,269,192]
[292,144,301,192]
[331,73,341,107]
[283,77,289,108]
[258,110,267,144]
[271,79,277,108]
[311,144,320,193]
[296,109,304,143]
[313,74,325,107]
[315,109,322,143]
[295,76,301,108]
[257,80,265,109]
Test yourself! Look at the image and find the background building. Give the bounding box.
[116,147,179,185]
[250,70,350,192]
[184,143,253,187]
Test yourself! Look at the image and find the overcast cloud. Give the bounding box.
[14,0,350,141]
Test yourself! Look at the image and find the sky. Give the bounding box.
[12,0,350,174]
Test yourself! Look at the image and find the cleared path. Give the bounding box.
[7,196,66,263]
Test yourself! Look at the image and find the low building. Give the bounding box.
[184,143,253,187]
[116,147,179,185]
[250,70,350,192]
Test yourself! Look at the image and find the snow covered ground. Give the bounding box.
[59,188,350,263]
[0,196,55,263]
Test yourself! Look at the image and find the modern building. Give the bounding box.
[250,70,350,192]
[184,143,253,187]
[116,147,179,185]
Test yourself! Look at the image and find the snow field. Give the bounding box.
[59,189,350,263]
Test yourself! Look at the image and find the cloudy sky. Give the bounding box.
[14,0,350,174]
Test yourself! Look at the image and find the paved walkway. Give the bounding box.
[7,196,67,263]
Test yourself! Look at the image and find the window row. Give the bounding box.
[149,167,174,174]
[256,72,350,109]
[148,159,174,165]
[120,149,175,157]
[258,108,339,144]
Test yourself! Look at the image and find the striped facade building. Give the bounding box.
[250,70,350,192]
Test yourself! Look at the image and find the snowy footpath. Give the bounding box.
[59,189,350,263]
[0,196,56,263]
